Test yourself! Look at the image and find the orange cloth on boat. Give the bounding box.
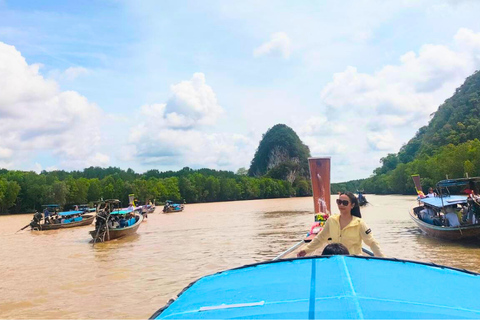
[303,214,384,257]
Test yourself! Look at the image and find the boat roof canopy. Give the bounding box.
[94,199,120,204]
[420,195,468,208]
[57,210,85,216]
[437,177,480,188]
[151,256,480,319]
[42,204,59,207]
[110,209,133,215]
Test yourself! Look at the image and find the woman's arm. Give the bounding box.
[359,220,385,257]
[301,219,331,255]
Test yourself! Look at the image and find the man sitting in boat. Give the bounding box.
[445,205,461,227]
[419,207,436,221]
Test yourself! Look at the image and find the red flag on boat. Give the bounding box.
[306,157,331,241]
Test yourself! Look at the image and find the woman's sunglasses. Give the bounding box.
[336,199,350,206]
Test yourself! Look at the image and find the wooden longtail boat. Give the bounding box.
[90,199,143,242]
[410,176,480,240]
[34,214,95,230]
[150,161,480,319]
[162,201,184,213]
[30,204,95,231]
[89,212,142,241]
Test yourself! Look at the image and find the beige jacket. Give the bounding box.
[303,214,384,257]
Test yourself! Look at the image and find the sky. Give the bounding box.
[1,0,480,182]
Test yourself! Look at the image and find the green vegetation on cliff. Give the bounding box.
[248,124,311,196]
[248,124,311,195]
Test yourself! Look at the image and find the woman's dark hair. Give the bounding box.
[321,243,349,256]
[340,192,361,218]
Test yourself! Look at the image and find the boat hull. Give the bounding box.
[409,210,480,240]
[89,213,143,241]
[163,206,184,213]
[35,215,95,230]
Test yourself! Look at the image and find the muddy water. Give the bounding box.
[1,195,480,319]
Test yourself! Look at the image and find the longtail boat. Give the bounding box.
[162,200,184,213]
[29,204,94,231]
[410,175,480,240]
[150,159,480,319]
[90,199,143,242]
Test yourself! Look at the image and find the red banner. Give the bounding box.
[308,157,331,215]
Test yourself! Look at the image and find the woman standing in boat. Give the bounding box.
[297,192,384,257]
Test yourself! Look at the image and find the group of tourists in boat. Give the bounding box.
[27,204,95,231]
[410,175,480,240]
[90,199,143,243]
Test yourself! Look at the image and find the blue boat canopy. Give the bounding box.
[437,177,480,188]
[420,195,468,208]
[110,209,133,215]
[57,210,85,216]
[151,256,480,319]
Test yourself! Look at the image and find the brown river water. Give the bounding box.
[2,195,480,319]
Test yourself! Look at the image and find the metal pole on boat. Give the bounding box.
[362,248,374,256]
[272,240,304,261]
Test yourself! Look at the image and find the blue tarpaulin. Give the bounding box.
[420,195,468,208]
[152,256,480,319]
[57,210,85,216]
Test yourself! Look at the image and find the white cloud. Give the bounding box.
[253,32,292,59]
[63,66,89,80]
[164,73,224,127]
[47,66,90,82]
[0,42,108,169]
[0,146,13,159]
[319,28,480,154]
[366,131,395,151]
[127,74,255,169]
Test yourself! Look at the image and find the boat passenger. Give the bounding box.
[112,217,120,228]
[321,243,349,256]
[420,207,436,220]
[119,217,127,228]
[128,203,134,211]
[43,208,50,224]
[426,187,436,198]
[445,206,461,227]
[297,192,384,257]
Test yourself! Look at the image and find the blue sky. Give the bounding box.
[1,0,480,182]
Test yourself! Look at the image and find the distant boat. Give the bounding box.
[76,204,96,213]
[162,200,184,213]
[410,176,480,240]
[90,199,143,242]
[357,191,368,206]
[150,256,480,319]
